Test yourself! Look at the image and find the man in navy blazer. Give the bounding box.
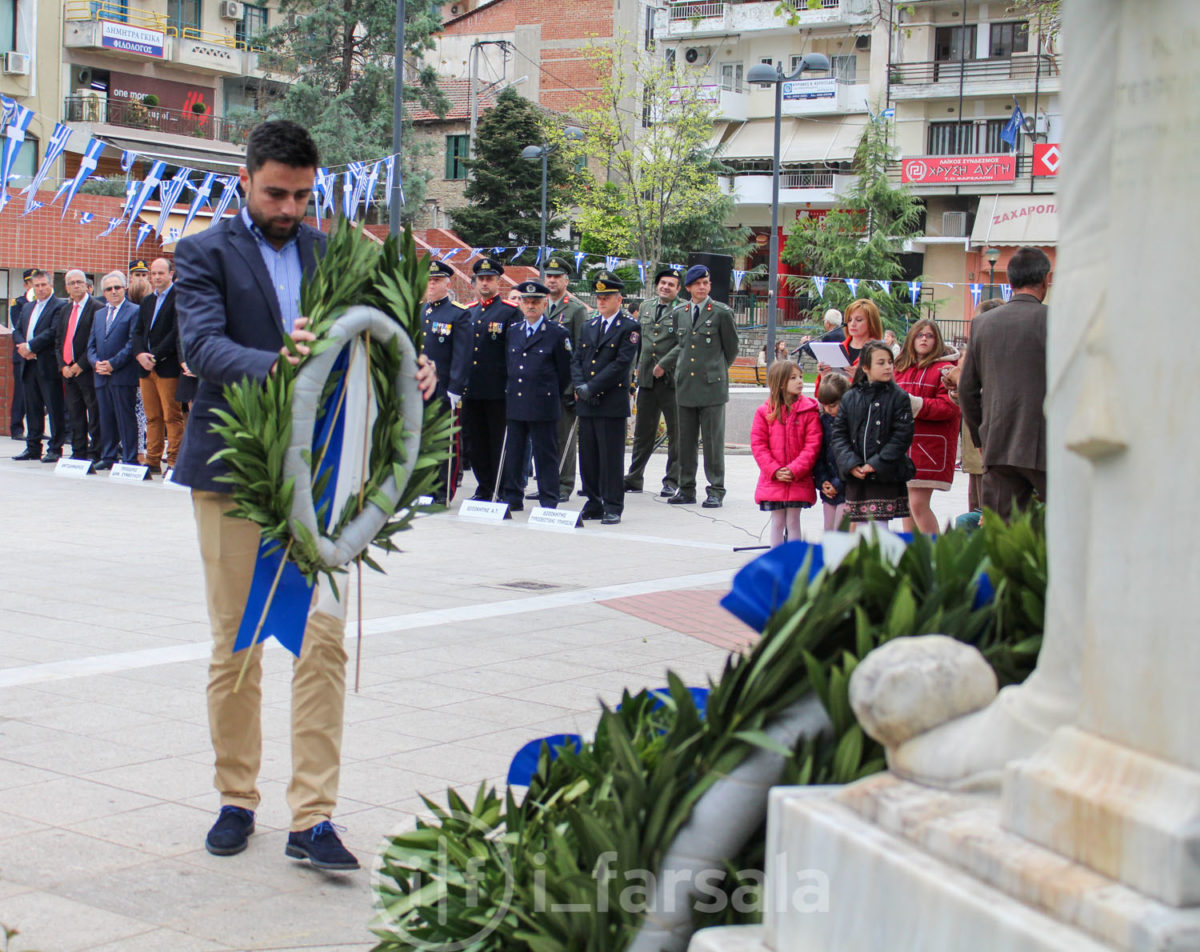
[173,120,436,873]
[56,268,104,463]
[87,270,141,468]
[11,269,68,462]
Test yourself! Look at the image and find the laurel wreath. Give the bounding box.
[207,223,453,592]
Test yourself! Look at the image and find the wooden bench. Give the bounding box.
[730,357,764,386]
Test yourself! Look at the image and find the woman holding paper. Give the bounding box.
[814,298,883,395]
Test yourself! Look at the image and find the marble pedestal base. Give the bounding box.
[689,775,1200,952]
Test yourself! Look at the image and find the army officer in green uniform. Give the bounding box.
[660,264,739,508]
[544,257,589,501]
[624,267,683,496]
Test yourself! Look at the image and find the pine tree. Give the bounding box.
[448,88,572,250]
[782,114,923,331]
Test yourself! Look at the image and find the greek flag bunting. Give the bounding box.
[470,248,482,259]
[125,160,165,231]
[155,167,192,236]
[78,212,94,225]
[121,150,137,173]
[1000,284,1013,301]
[363,160,381,211]
[969,283,983,308]
[535,248,544,267]
[844,278,859,296]
[442,248,459,262]
[99,216,124,238]
[312,168,331,229]
[876,280,891,295]
[166,227,181,243]
[732,269,746,291]
[208,175,240,224]
[605,256,619,272]
[348,162,366,218]
[574,251,587,271]
[135,221,155,249]
[22,122,72,213]
[0,99,34,207]
[812,276,827,298]
[342,171,354,219]
[58,137,105,219]
[181,171,216,235]
[21,199,44,217]
[637,261,647,285]
[908,280,922,305]
[0,95,15,128]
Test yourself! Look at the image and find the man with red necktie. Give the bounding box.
[55,269,103,464]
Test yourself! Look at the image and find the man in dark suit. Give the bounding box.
[131,257,183,473]
[173,120,435,872]
[544,257,589,501]
[461,257,521,501]
[958,245,1050,520]
[11,269,67,463]
[571,272,639,525]
[7,268,34,440]
[87,271,141,468]
[56,269,103,463]
[421,259,471,505]
[499,281,572,512]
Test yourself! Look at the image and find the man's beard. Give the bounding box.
[248,204,301,242]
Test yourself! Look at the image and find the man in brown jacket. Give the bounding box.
[958,246,1050,519]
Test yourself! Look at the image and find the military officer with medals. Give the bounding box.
[421,260,472,504]
[461,257,522,501]
[544,257,590,502]
[659,264,739,508]
[570,272,639,525]
[499,281,572,512]
[624,267,683,497]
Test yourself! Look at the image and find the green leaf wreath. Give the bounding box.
[208,222,453,589]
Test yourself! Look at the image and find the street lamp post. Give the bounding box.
[521,127,584,281]
[985,246,1000,299]
[747,55,830,370]
[388,0,405,237]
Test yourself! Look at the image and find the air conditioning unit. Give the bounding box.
[74,66,93,89]
[2,52,30,75]
[854,34,871,51]
[942,211,969,237]
[684,46,713,65]
[219,1,243,20]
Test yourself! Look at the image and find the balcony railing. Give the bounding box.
[64,95,254,145]
[669,1,724,20]
[64,0,266,51]
[781,171,834,189]
[668,0,840,20]
[890,53,1059,86]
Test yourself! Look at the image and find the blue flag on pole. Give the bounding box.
[1001,103,1024,149]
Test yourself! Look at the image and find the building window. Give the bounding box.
[445,134,469,179]
[11,134,37,184]
[990,21,1029,58]
[2,0,16,51]
[665,47,676,72]
[934,25,977,62]
[928,119,1007,155]
[167,0,201,33]
[236,4,267,49]
[719,62,743,93]
[644,5,655,50]
[831,54,856,81]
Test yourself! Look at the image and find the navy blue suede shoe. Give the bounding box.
[285,821,360,871]
[205,806,255,856]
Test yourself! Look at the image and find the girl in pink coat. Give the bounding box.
[751,359,823,547]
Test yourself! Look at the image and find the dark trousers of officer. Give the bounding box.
[426,398,461,504]
[64,372,101,460]
[10,344,25,435]
[461,397,507,500]
[625,384,679,492]
[556,405,578,497]
[21,367,65,455]
[501,419,559,509]
[677,403,727,501]
[578,416,626,516]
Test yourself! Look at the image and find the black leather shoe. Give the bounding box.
[667,493,696,505]
[659,487,677,497]
[286,820,359,871]
[206,805,255,856]
[93,460,114,471]
[623,482,642,493]
[558,491,571,503]
[601,512,621,525]
[11,449,40,461]
[524,490,539,500]
[41,453,61,464]
[702,497,723,509]
[580,507,604,521]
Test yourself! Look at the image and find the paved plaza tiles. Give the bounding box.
[0,448,969,950]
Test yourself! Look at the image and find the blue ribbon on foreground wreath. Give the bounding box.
[234,350,351,656]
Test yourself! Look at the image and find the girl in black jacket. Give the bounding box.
[829,340,916,524]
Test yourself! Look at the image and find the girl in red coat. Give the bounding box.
[751,360,823,547]
[893,319,961,534]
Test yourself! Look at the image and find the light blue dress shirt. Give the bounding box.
[240,206,302,333]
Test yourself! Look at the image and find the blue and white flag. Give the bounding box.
[442,248,459,262]
[535,247,545,267]
[844,277,859,297]
[121,149,137,173]
[0,98,35,206]
[0,95,15,128]
[155,166,191,236]
[574,251,588,271]
[21,199,43,217]
[119,178,139,219]
[470,248,482,259]
[209,175,240,224]
[492,246,506,258]
[969,283,983,308]
[181,170,216,235]
[57,137,105,219]
[512,246,526,261]
[1001,103,1025,150]
[605,256,619,272]
[812,276,827,298]
[876,280,891,295]
[637,261,647,285]
[341,171,354,219]
[384,155,402,209]
[732,269,746,291]
[166,226,181,243]
[348,162,366,219]
[363,159,381,211]
[22,122,72,213]
[78,211,94,226]
[135,221,155,248]
[1000,284,1013,301]
[908,280,922,305]
[125,160,165,231]
[99,216,124,238]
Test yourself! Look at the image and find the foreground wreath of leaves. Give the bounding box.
[208,222,453,588]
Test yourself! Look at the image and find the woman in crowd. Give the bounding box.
[893,318,961,534]
[816,298,883,386]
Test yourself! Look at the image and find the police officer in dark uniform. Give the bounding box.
[544,257,589,501]
[462,257,521,501]
[499,281,572,513]
[571,272,639,525]
[421,259,472,504]
[624,267,683,497]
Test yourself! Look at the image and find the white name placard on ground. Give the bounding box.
[528,507,582,530]
[458,499,509,522]
[161,469,190,492]
[110,463,150,483]
[54,458,93,479]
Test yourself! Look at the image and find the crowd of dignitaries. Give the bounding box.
[8,258,189,473]
[418,257,740,523]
